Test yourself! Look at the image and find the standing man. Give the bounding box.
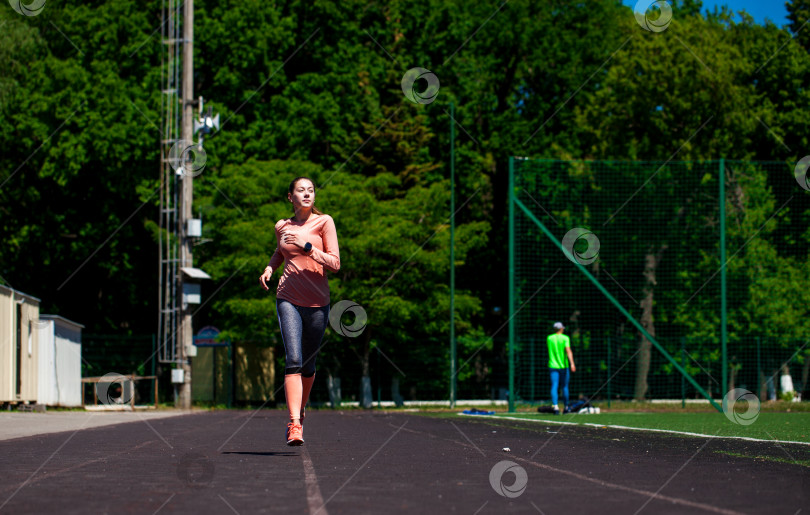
[548,322,576,414]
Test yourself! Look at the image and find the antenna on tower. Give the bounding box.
[194,96,220,136]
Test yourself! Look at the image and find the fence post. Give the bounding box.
[225,342,233,409]
[607,335,611,408]
[720,158,728,396]
[377,346,382,408]
[508,157,516,413]
[151,334,156,406]
[529,337,535,403]
[681,337,686,408]
[756,336,761,400]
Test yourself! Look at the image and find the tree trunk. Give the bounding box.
[360,330,373,408]
[728,357,737,392]
[634,245,667,401]
[360,329,371,377]
[758,369,767,401]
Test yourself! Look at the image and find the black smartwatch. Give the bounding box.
[303,242,312,253]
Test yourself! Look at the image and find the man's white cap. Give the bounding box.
[553,322,564,330]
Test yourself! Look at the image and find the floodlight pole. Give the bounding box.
[449,102,456,408]
[719,159,727,397]
[177,0,194,409]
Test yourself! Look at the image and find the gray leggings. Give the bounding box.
[276,299,329,376]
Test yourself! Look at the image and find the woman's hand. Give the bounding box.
[259,267,273,290]
[280,230,305,249]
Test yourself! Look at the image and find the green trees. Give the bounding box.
[1,0,807,401]
[0,1,162,331]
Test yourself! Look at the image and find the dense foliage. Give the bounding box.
[1,0,807,399]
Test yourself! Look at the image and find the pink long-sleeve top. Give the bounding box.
[268,214,340,307]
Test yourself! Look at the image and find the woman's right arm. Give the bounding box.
[260,227,285,290]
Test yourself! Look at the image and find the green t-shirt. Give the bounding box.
[547,333,570,369]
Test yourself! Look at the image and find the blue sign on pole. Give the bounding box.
[193,326,229,347]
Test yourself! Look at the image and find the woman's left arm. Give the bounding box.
[308,216,341,272]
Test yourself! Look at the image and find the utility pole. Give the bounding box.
[177,0,194,409]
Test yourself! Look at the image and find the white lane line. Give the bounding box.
[301,447,328,515]
[399,420,742,515]
[633,434,717,514]
[316,421,407,514]
[512,453,741,515]
[151,493,175,514]
[471,414,810,446]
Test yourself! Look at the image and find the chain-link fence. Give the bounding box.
[510,158,809,409]
[311,335,508,406]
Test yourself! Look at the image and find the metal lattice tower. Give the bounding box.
[158,0,183,364]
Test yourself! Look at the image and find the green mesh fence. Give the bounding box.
[509,158,808,409]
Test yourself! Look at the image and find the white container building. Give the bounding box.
[1,285,84,407]
[37,315,84,407]
[0,285,41,404]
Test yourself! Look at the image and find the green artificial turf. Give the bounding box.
[490,412,810,443]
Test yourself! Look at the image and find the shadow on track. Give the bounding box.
[221,451,298,456]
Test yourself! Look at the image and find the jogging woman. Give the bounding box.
[259,177,340,446]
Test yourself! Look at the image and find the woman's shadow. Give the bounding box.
[222,451,298,456]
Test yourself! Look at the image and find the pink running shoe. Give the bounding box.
[286,421,304,446]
